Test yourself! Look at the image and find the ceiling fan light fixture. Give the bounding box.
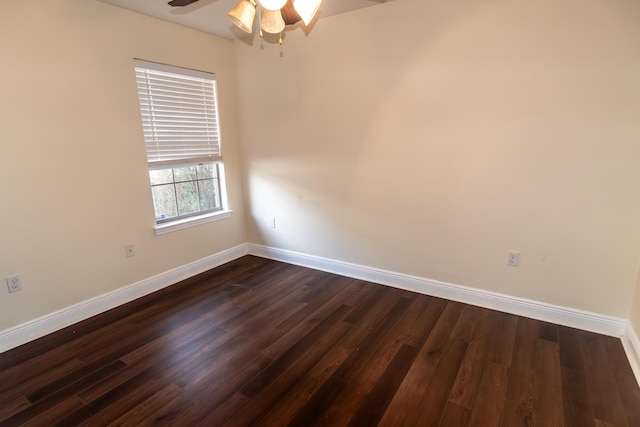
[261,8,285,33]
[228,0,256,33]
[293,0,322,25]
[258,0,288,11]
[281,1,302,25]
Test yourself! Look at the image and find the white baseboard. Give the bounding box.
[622,322,640,387]
[247,244,626,338]
[0,241,630,363]
[0,244,249,354]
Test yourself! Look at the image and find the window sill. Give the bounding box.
[153,210,232,235]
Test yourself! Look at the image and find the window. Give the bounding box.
[149,163,222,221]
[134,60,228,231]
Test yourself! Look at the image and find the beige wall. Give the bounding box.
[0,0,246,330]
[631,269,640,332]
[236,0,640,317]
[2,0,639,334]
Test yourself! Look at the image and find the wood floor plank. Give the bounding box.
[62,323,237,424]
[0,396,31,423]
[448,308,498,409]
[346,344,419,426]
[250,298,412,424]
[538,321,560,342]
[262,278,373,360]
[222,315,354,426]
[19,396,85,427]
[76,333,213,403]
[117,303,243,365]
[330,297,413,382]
[594,419,619,427]
[322,297,450,426]
[258,345,352,426]
[74,378,175,426]
[378,301,464,426]
[306,297,419,426]
[439,402,472,426]
[284,376,347,427]
[240,304,352,398]
[0,357,86,404]
[450,305,485,343]
[468,361,509,426]
[298,272,351,304]
[229,264,311,312]
[0,360,127,426]
[157,354,274,426]
[562,367,596,427]
[335,288,405,352]
[399,294,438,348]
[53,355,197,425]
[275,276,360,333]
[487,312,518,366]
[533,339,565,427]
[412,338,469,426]
[604,336,640,427]
[199,392,252,426]
[105,383,184,427]
[26,360,128,403]
[559,326,586,371]
[343,285,392,324]
[581,332,629,427]
[1,256,639,426]
[502,317,538,426]
[73,285,248,368]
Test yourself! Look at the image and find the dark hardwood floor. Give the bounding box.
[1,255,639,426]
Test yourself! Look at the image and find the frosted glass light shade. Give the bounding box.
[228,0,256,33]
[261,8,285,33]
[258,0,287,10]
[293,0,322,25]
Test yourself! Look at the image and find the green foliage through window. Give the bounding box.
[150,163,222,222]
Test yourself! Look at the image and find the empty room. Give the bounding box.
[1,0,640,425]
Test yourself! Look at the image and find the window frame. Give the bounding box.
[133,59,231,234]
[151,162,224,224]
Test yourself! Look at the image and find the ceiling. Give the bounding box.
[98,0,389,40]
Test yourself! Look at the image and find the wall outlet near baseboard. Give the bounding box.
[6,275,23,293]
[507,250,520,267]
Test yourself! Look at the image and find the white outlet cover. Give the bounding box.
[6,275,23,293]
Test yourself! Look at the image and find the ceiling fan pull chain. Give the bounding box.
[257,4,264,37]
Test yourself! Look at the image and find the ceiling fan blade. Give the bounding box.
[168,0,199,7]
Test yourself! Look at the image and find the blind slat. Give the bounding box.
[134,60,222,165]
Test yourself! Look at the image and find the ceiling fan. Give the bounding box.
[167,0,322,30]
[167,0,391,38]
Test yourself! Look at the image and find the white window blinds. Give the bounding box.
[134,59,222,167]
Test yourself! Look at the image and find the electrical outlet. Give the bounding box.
[6,275,22,293]
[125,244,135,258]
[269,217,276,228]
[507,250,520,267]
